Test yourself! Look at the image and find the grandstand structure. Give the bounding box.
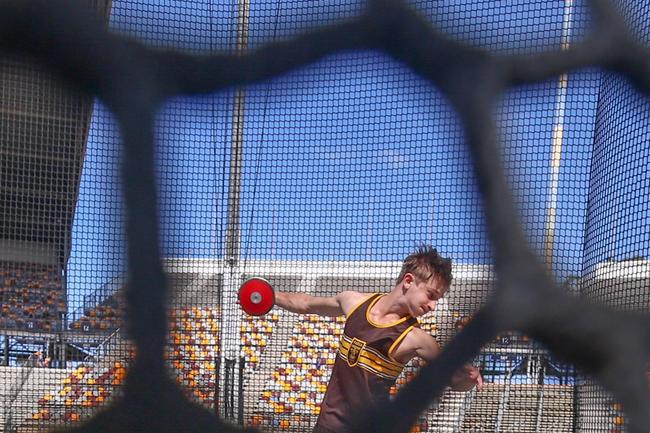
[1,0,649,433]
[1,254,648,433]
[8,256,644,432]
[0,1,113,431]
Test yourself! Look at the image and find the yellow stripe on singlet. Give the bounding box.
[338,335,405,379]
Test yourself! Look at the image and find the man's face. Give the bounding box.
[404,273,448,317]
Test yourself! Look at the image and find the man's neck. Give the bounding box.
[369,289,408,324]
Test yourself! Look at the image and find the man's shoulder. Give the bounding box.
[335,291,374,316]
[335,290,373,304]
[336,290,367,299]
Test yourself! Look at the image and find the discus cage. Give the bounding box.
[0,0,648,433]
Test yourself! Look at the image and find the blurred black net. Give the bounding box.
[0,0,648,433]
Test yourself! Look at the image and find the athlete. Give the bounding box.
[274,245,483,433]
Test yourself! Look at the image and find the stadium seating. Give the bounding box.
[0,261,65,331]
[66,304,280,406]
[26,305,580,433]
[166,307,221,404]
[165,307,279,404]
[31,307,223,422]
[69,293,124,332]
[240,311,281,373]
[252,314,342,425]
[250,315,346,430]
[460,383,574,432]
[29,360,127,424]
[610,402,626,433]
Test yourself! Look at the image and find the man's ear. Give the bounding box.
[403,273,414,290]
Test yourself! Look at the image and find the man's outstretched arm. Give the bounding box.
[275,290,368,317]
[275,291,343,316]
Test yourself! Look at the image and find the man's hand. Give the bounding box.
[450,364,483,391]
[464,365,483,391]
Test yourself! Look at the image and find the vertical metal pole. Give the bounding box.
[59,335,67,368]
[214,356,221,415]
[494,364,514,433]
[219,0,250,421]
[569,362,579,432]
[3,336,9,366]
[60,238,70,334]
[238,356,245,425]
[224,358,233,418]
[454,387,476,433]
[544,0,574,272]
[535,363,545,433]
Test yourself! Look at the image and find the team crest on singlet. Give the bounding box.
[347,337,366,367]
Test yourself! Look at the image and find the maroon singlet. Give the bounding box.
[313,294,419,433]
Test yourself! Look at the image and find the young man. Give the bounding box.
[275,245,483,433]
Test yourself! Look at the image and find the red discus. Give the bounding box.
[238,277,275,316]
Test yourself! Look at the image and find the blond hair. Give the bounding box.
[396,244,452,286]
